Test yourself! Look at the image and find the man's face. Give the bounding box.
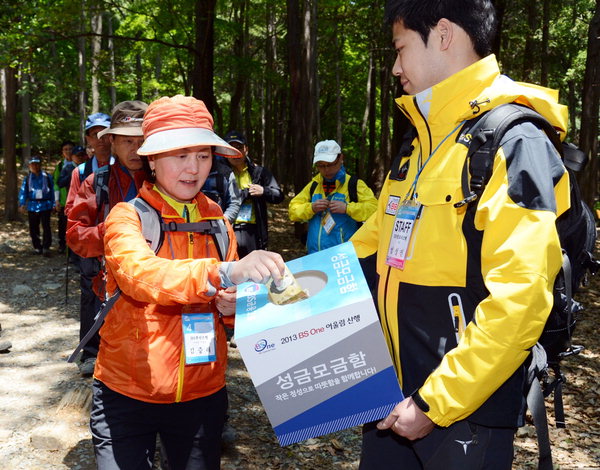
[110,134,145,172]
[72,152,86,165]
[61,144,74,160]
[29,162,41,175]
[391,21,444,95]
[85,126,111,157]
[315,155,343,180]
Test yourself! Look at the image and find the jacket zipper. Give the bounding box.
[175,347,185,402]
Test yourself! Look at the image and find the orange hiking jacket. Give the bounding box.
[95,182,238,403]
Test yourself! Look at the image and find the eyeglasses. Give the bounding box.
[315,157,341,170]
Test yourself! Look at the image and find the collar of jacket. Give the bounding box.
[319,165,347,186]
[394,54,569,153]
[138,180,221,221]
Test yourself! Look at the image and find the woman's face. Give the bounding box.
[148,146,212,203]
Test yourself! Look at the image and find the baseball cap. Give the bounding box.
[84,113,111,132]
[72,145,86,155]
[29,157,41,164]
[137,95,242,158]
[313,140,341,164]
[98,101,148,138]
[224,130,246,146]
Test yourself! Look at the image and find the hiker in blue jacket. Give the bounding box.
[19,156,56,256]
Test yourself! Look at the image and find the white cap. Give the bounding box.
[313,140,341,164]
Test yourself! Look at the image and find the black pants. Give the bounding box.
[233,223,259,258]
[79,258,102,360]
[91,380,228,470]
[360,420,516,470]
[28,210,52,250]
[57,207,67,250]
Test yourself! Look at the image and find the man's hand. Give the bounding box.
[312,199,329,214]
[55,201,61,212]
[329,200,347,214]
[216,286,237,316]
[376,397,435,440]
[248,184,264,197]
[18,206,26,214]
[229,250,285,285]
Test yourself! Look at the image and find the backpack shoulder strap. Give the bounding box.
[129,197,231,260]
[79,159,94,182]
[309,181,318,199]
[454,103,563,208]
[129,197,165,254]
[348,174,358,203]
[93,165,112,221]
[390,126,418,181]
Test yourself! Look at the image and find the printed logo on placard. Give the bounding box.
[386,196,401,216]
[254,339,275,353]
[244,284,260,293]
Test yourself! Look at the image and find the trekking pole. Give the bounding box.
[65,246,69,304]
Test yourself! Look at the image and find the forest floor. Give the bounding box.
[0,196,599,469]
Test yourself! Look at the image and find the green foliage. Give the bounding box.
[0,0,596,172]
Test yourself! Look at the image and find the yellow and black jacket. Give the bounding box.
[351,55,570,428]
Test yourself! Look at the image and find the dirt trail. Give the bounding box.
[0,204,599,469]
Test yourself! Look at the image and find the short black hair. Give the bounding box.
[61,140,75,149]
[384,0,496,58]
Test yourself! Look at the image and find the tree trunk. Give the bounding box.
[359,52,375,179]
[287,0,314,194]
[228,0,246,131]
[21,71,31,163]
[90,4,102,113]
[491,0,506,59]
[540,0,550,86]
[3,67,19,221]
[78,0,87,143]
[263,0,277,170]
[136,54,143,100]
[334,6,344,145]
[578,0,600,207]
[304,0,318,142]
[522,1,537,81]
[107,14,116,109]
[193,0,216,114]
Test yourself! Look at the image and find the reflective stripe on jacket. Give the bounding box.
[351,54,570,428]
[289,171,377,254]
[96,181,238,404]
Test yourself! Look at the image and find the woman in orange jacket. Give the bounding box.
[91,95,285,470]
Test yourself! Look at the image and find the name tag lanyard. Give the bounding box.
[386,121,465,270]
[171,206,219,365]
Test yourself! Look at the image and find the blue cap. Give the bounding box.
[72,145,86,155]
[224,130,246,145]
[29,157,41,163]
[85,113,111,132]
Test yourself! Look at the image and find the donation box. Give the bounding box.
[235,242,404,446]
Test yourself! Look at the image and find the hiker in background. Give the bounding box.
[350,1,569,468]
[58,145,87,195]
[53,140,75,254]
[92,95,285,470]
[18,156,55,257]
[64,112,111,378]
[224,130,284,257]
[66,101,148,378]
[288,139,377,254]
[201,154,242,225]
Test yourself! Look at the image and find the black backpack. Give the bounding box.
[450,103,599,470]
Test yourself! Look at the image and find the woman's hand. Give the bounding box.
[229,250,285,285]
[216,286,237,316]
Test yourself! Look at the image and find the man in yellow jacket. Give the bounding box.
[351,1,570,469]
[289,139,377,254]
